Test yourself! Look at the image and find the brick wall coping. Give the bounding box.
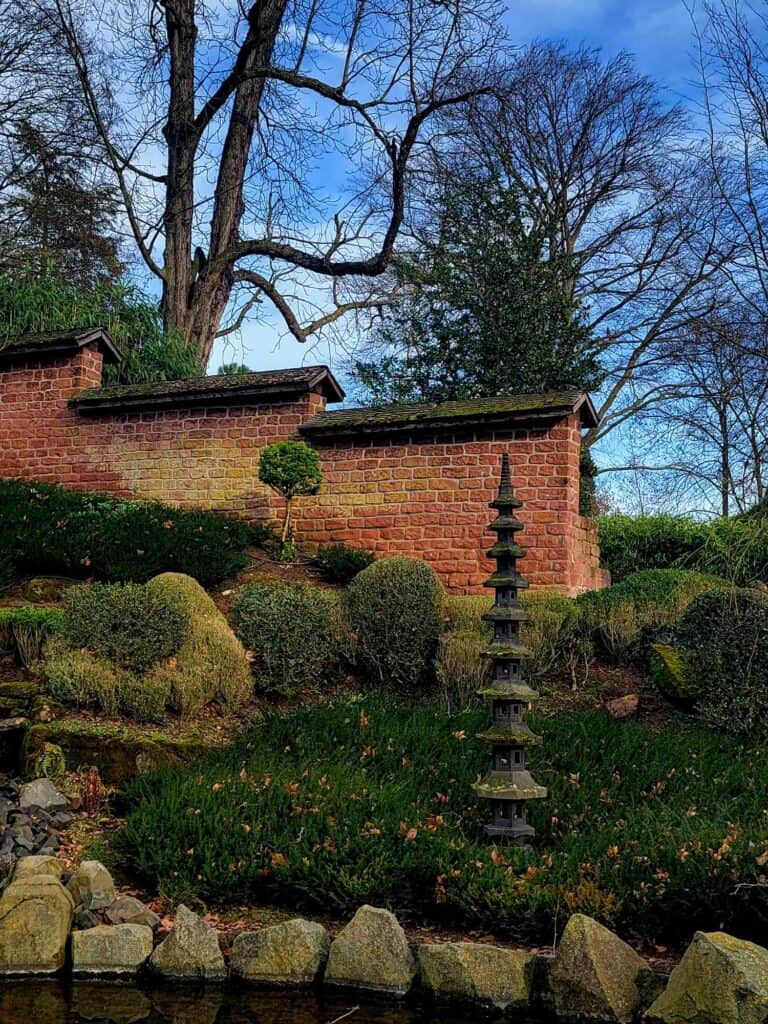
[72,364,345,413]
[0,327,122,365]
[300,390,598,439]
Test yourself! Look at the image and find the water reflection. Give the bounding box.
[0,981,534,1024]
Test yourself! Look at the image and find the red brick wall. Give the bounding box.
[0,344,608,595]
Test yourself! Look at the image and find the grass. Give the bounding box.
[116,699,768,945]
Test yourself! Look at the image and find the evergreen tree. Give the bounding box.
[354,182,603,404]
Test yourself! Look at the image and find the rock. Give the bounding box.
[67,860,116,910]
[605,694,639,718]
[0,875,74,972]
[646,931,768,1024]
[106,895,161,930]
[75,909,102,930]
[72,923,154,975]
[549,913,649,1022]
[325,904,416,995]
[13,854,65,881]
[232,918,330,985]
[149,904,225,981]
[417,942,536,1009]
[18,779,68,812]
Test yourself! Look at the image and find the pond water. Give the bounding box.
[0,982,549,1024]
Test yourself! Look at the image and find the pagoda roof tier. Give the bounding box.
[477,683,541,701]
[481,639,533,659]
[482,605,529,623]
[484,570,530,589]
[484,820,535,839]
[476,723,543,745]
[474,771,547,801]
[486,542,526,560]
[490,494,522,510]
[489,513,525,532]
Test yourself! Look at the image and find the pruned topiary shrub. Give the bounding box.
[674,587,768,736]
[345,557,443,691]
[232,582,340,696]
[315,543,376,584]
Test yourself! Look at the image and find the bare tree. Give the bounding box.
[23,0,505,367]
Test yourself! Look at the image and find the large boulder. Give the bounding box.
[232,918,330,985]
[72,923,154,975]
[18,779,68,812]
[106,895,161,930]
[67,860,116,911]
[13,854,65,881]
[325,904,416,995]
[149,904,225,981]
[418,942,536,1010]
[647,931,768,1024]
[549,913,649,1022]
[0,875,74,972]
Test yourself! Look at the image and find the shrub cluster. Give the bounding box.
[345,557,444,692]
[232,582,340,696]
[315,543,376,584]
[0,607,63,667]
[0,479,250,586]
[117,700,768,945]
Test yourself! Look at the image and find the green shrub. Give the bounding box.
[576,569,724,661]
[44,649,122,715]
[117,700,768,945]
[690,517,768,586]
[675,587,768,737]
[0,607,63,667]
[62,583,187,673]
[434,631,489,710]
[258,440,323,549]
[345,557,443,691]
[0,478,250,586]
[315,543,376,584]
[232,582,339,696]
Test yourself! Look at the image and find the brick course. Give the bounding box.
[0,339,608,595]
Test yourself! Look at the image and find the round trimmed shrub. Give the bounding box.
[675,587,768,736]
[232,582,339,696]
[345,556,443,691]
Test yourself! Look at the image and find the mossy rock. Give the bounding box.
[23,719,218,787]
[648,644,699,706]
[0,681,41,718]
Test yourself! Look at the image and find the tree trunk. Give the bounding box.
[281,496,292,545]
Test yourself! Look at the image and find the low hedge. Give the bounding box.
[0,478,250,586]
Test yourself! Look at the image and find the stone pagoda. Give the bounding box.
[473,453,546,843]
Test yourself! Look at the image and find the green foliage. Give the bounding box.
[576,569,724,661]
[345,557,443,691]
[579,444,599,518]
[217,362,252,375]
[258,441,323,500]
[44,649,126,718]
[62,582,187,674]
[315,543,376,584]
[354,182,603,403]
[0,270,200,384]
[117,700,768,944]
[675,588,768,737]
[33,743,66,779]
[0,478,250,586]
[434,631,488,710]
[647,643,698,706]
[232,582,340,696]
[0,606,63,667]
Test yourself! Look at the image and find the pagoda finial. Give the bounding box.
[498,451,513,497]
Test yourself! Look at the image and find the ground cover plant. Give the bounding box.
[117,700,768,945]
[0,478,250,586]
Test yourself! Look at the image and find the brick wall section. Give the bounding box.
[0,342,608,595]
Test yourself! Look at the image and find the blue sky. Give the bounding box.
[210,0,701,382]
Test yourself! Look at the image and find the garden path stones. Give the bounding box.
[0,874,74,972]
[325,904,417,995]
[417,942,536,1010]
[18,778,68,811]
[549,913,650,1022]
[149,904,226,981]
[72,923,154,976]
[12,854,65,881]
[232,918,330,985]
[646,931,768,1024]
[106,895,161,930]
[67,859,116,911]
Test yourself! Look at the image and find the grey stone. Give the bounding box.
[106,895,161,930]
[549,913,650,1022]
[325,904,416,995]
[13,854,65,881]
[67,860,116,911]
[72,923,154,976]
[0,875,74,973]
[18,780,68,812]
[149,904,225,981]
[232,918,330,985]
[417,942,536,1010]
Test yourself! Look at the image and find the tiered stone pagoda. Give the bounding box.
[473,453,546,843]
